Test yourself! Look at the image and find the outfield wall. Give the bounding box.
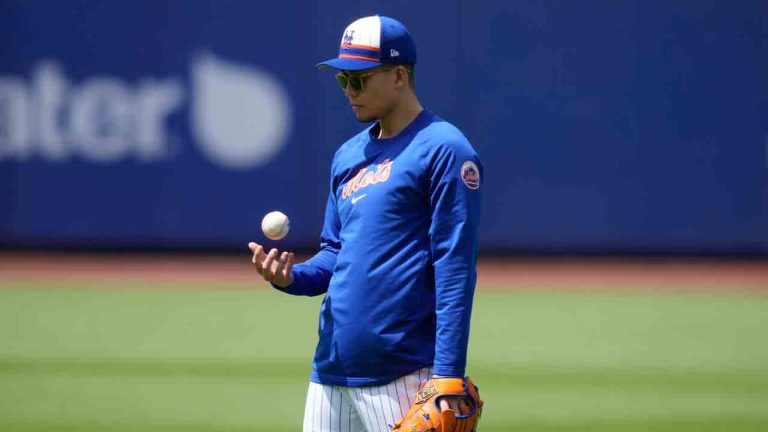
[1,1,766,253]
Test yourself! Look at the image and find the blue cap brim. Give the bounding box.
[316,57,381,71]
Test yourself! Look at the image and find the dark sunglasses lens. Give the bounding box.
[348,76,363,91]
[335,73,364,91]
[335,74,348,90]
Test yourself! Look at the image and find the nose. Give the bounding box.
[343,83,359,98]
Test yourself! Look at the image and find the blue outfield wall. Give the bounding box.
[1,0,766,253]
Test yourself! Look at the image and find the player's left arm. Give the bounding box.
[427,136,483,379]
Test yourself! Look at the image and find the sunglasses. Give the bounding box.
[335,66,394,92]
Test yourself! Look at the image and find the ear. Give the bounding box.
[394,66,409,88]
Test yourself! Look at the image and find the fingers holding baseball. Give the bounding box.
[267,251,295,287]
[249,242,265,267]
[247,242,294,288]
[272,251,295,287]
[262,248,279,277]
[273,250,289,276]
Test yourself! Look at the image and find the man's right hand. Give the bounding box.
[248,242,295,288]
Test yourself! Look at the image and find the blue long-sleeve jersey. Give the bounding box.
[278,109,482,387]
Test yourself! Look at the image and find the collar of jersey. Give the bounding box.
[368,109,430,144]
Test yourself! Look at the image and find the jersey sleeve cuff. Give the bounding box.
[431,373,463,379]
[431,365,465,378]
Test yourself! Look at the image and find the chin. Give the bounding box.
[354,112,377,123]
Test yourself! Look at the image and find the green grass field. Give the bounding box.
[1,281,768,431]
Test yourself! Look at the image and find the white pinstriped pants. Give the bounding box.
[302,367,433,432]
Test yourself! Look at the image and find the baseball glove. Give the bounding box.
[392,377,483,432]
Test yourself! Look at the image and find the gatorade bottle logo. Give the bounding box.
[0,51,293,170]
[191,51,292,170]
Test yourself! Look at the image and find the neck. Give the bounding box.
[377,92,423,139]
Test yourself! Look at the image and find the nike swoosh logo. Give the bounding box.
[351,194,367,205]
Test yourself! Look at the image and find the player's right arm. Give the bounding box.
[249,189,341,296]
[249,243,295,287]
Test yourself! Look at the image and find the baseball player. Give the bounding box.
[248,15,483,431]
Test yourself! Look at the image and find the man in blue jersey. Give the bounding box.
[248,15,483,432]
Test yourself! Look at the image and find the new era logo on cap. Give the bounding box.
[317,15,416,71]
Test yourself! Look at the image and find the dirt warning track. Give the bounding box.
[0,252,766,292]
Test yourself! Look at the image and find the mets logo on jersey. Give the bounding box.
[341,159,393,199]
[461,160,480,190]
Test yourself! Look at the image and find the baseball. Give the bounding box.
[261,211,290,240]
